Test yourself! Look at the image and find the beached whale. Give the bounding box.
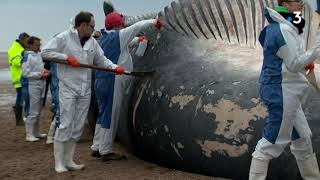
[89,0,320,179]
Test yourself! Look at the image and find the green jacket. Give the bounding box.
[8,40,25,88]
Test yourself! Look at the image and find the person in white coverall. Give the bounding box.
[41,11,126,173]
[22,36,50,142]
[90,12,163,161]
[249,0,320,179]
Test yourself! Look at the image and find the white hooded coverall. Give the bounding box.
[22,51,46,139]
[41,28,118,143]
[249,7,320,180]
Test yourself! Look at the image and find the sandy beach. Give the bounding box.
[0,52,9,69]
[0,52,227,180]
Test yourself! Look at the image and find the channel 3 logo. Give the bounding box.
[287,11,302,24]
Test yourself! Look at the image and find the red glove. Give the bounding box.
[154,18,163,30]
[138,35,146,42]
[305,63,315,71]
[67,56,80,67]
[114,66,125,75]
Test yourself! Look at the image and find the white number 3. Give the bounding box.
[293,11,302,24]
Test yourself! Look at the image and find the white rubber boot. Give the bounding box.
[91,124,101,151]
[25,123,40,142]
[34,120,47,138]
[46,121,56,144]
[249,158,269,180]
[54,141,68,173]
[64,140,85,171]
[296,153,320,180]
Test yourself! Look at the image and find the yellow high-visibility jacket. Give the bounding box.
[8,40,25,88]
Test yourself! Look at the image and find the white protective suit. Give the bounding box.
[22,51,46,142]
[42,27,117,142]
[41,27,118,173]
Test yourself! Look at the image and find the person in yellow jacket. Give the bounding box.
[8,32,30,126]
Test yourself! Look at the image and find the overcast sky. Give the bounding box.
[0,0,173,51]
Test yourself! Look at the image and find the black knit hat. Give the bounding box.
[18,32,29,40]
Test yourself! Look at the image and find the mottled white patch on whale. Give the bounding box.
[203,98,267,139]
[177,142,184,149]
[195,96,203,117]
[171,142,183,159]
[164,125,169,133]
[171,95,195,110]
[206,89,215,95]
[197,139,248,157]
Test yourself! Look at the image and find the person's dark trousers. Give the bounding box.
[14,87,23,126]
[22,85,30,118]
[13,85,29,126]
[21,77,30,118]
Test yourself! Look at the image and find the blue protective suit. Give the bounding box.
[91,19,155,155]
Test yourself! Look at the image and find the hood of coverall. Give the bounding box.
[265,7,302,34]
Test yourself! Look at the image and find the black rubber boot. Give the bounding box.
[101,152,126,161]
[14,106,24,126]
[91,150,101,158]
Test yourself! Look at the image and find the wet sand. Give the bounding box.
[0,53,228,180]
[0,52,8,69]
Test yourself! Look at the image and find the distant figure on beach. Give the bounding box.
[8,32,30,126]
[22,36,50,142]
